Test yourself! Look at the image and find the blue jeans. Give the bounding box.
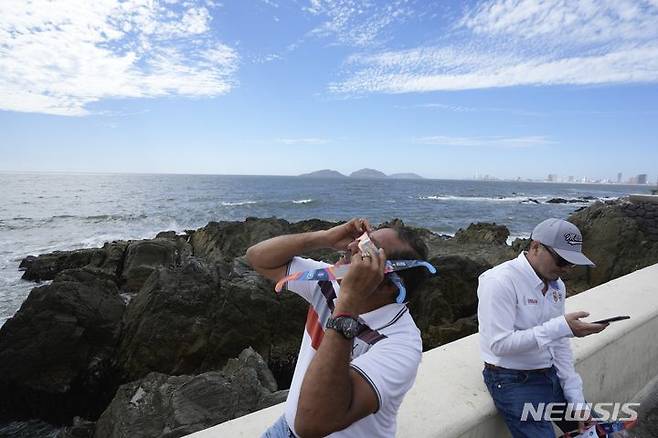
[261,415,295,438]
[483,366,580,438]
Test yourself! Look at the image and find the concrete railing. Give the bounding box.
[187,263,658,437]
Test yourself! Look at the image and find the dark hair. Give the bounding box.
[385,225,431,299]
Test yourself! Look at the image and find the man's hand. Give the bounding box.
[577,409,595,433]
[335,248,387,313]
[566,312,608,337]
[323,218,372,251]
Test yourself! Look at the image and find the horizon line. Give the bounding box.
[0,169,654,186]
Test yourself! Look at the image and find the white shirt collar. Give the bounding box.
[359,302,408,330]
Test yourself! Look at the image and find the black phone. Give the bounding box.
[591,315,630,324]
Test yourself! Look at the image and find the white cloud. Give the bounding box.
[414,135,553,148]
[303,0,414,47]
[0,0,239,116]
[276,138,331,145]
[461,0,658,45]
[408,102,541,116]
[330,0,658,94]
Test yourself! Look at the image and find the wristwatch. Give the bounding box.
[326,315,360,339]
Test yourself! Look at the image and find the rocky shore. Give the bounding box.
[1,198,658,437]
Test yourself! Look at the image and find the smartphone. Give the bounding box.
[591,315,630,324]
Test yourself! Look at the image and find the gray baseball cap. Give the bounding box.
[531,218,595,266]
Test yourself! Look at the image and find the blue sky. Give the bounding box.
[1,0,657,181]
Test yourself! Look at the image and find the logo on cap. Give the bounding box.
[563,233,582,246]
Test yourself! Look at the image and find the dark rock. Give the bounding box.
[94,348,287,438]
[423,227,515,268]
[566,200,658,292]
[155,231,178,240]
[121,238,191,292]
[19,242,129,282]
[546,198,586,204]
[423,315,479,347]
[190,218,290,266]
[454,223,509,245]
[511,237,530,253]
[114,256,308,388]
[97,242,130,278]
[408,255,491,350]
[19,248,105,282]
[0,268,126,424]
[115,259,224,381]
[189,218,338,274]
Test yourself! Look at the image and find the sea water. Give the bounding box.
[0,172,648,326]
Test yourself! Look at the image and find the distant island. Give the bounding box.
[298,169,347,178]
[299,168,424,179]
[349,168,387,178]
[388,173,424,180]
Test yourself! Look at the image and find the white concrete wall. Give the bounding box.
[187,263,658,437]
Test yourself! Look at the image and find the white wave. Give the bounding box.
[292,199,314,204]
[419,195,545,202]
[507,233,531,246]
[221,201,258,206]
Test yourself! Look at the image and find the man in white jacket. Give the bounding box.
[478,218,607,437]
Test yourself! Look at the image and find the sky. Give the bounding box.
[1,0,657,181]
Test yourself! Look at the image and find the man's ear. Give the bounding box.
[529,240,541,253]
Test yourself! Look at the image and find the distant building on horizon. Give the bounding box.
[617,172,622,183]
[637,174,648,184]
[547,174,558,182]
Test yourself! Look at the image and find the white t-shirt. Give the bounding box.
[283,256,422,438]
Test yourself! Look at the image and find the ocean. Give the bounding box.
[0,172,651,327]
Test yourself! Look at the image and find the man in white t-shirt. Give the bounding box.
[246,218,431,437]
[478,218,608,438]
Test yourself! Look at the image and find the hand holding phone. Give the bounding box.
[591,315,630,324]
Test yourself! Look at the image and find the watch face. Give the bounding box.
[339,317,360,339]
[328,316,360,339]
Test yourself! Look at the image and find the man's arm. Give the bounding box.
[295,329,380,437]
[245,218,371,282]
[550,337,585,405]
[550,338,596,432]
[294,249,386,437]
